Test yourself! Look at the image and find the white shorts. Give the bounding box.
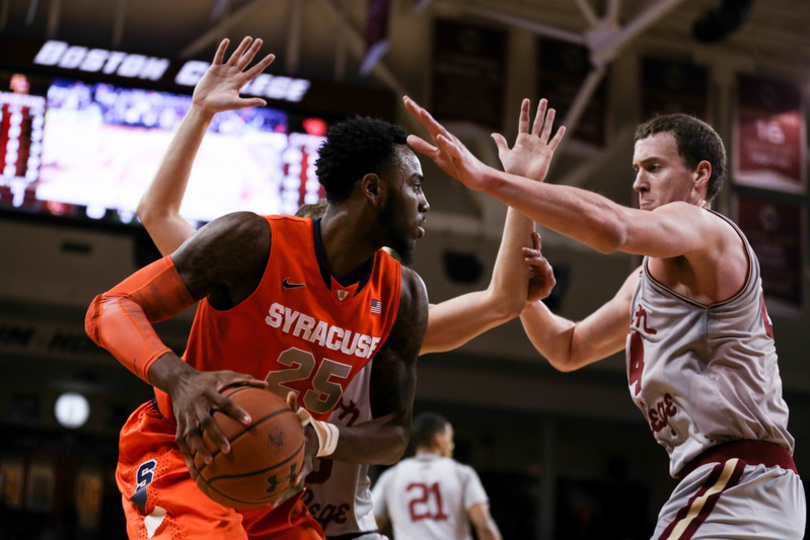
[653,460,806,539]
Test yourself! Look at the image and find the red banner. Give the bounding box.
[735,194,804,313]
[734,74,805,194]
[361,0,391,76]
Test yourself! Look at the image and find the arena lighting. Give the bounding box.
[692,0,755,43]
[54,391,90,429]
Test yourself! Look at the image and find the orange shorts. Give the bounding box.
[117,400,325,540]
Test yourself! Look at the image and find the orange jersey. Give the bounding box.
[155,216,402,422]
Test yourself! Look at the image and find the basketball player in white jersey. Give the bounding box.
[405,96,806,539]
[134,38,561,539]
[371,413,501,540]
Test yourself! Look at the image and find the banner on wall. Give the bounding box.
[735,194,804,314]
[537,37,608,148]
[640,57,708,122]
[360,0,391,76]
[431,19,507,131]
[733,74,806,194]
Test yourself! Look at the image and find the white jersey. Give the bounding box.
[626,209,794,477]
[302,363,377,537]
[371,454,489,540]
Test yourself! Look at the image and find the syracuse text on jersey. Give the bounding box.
[265,302,382,359]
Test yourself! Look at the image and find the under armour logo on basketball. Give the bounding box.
[282,277,306,289]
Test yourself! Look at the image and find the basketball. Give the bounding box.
[188,386,305,509]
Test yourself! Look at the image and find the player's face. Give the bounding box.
[436,424,455,458]
[632,132,700,211]
[379,145,429,265]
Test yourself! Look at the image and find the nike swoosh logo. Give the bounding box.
[282,277,306,289]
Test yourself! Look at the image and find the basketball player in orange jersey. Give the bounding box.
[84,36,437,540]
[404,96,805,539]
[132,38,561,540]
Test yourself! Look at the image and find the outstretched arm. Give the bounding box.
[520,264,638,371]
[404,96,724,259]
[420,99,564,354]
[137,36,275,256]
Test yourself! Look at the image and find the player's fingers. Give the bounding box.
[539,107,555,142]
[549,125,566,150]
[285,391,298,410]
[217,394,252,425]
[231,97,267,110]
[518,98,531,134]
[213,38,230,66]
[532,98,548,136]
[176,429,194,464]
[239,37,263,68]
[406,134,438,156]
[491,133,509,153]
[403,96,444,139]
[532,231,542,250]
[243,53,275,79]
[178,419,213,464]
[522,245,544,260]
[199,410,231,455]
[435,134,459,155]
[228,36,253,66]
[217,373,268,391]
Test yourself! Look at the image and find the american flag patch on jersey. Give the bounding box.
[370,299,382,314]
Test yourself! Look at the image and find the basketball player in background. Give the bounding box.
[134,37,562,540]
[405,96,806,538]
[371,413,501,540]
[85,36,435,539]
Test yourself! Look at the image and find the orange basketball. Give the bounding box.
[188,386,305,509]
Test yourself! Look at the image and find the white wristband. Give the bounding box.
[296,407,340,458]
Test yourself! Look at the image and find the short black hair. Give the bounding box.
[315,116,408,203]
[295,199,327,219]
[634,114,727,202]
[412,412,450,449]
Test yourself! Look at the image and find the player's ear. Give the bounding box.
[361,172,385,207]
[693,160,711,191]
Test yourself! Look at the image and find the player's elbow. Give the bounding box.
[379,425,410,465]
[135,196,154,224]
[550,358,580,373]
[136,197,177,231]
[84,294,104,345]
[486,287,525,322]
[589,222,628,254]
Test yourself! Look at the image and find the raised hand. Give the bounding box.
[402,95,492,191]
[524,232,556,302]
[492,98,565,181]
[192,36,276,113]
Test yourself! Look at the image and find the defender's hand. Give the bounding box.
[492,98,566,180]
[192,36,275,113]
[525,232,556,302]
[403,95,492,192]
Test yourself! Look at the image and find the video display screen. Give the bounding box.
[0,72,331,228]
